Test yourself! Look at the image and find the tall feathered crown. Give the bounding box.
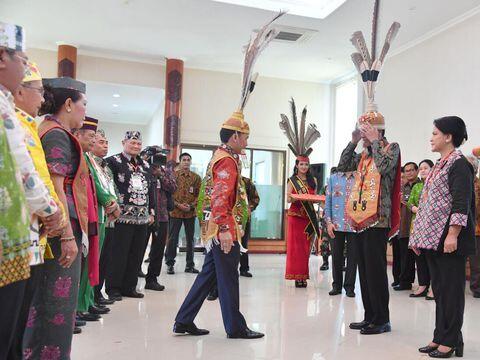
[222,11,286,134]
[279,98,321,158]
[350,0,400,114]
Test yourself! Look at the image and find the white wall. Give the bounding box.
[376,12,480,164]
[100,122,148,156]
[182,68,331,173]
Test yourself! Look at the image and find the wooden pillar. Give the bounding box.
[163,59,184,161]
[57,44,77,78]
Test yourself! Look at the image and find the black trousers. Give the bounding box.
[106,223,148,295]
[175,242,247,335]
[468,236,480,296]
[146,222,168,283]
[165,217,196,268]
[0,279,26,360]
[95,227,115,300]
[355,228,390,325]
[391,236,401,284]
[415,252,431,287]
[7,265,43,360]
[239,220,251,272]
[331,231,357,292]
[426,251,466,348]
[399,237,416,286]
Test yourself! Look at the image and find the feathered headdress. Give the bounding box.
[222,11,286,134]
[350,0,400,127]
[279,98,321,160]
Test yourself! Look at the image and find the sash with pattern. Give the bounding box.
[289,176,320,238]
[346,152,381,231]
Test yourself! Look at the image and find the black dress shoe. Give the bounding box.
[391,281,400,287]
[89,305,110,315]
[145,281,165,291]
[345,290,356,298]
[96,297,115,306]
[173,322,210,336]
[73,326,82,334]
[167,266,175,275]
[207,289,218,301]
[227,328,264,339]
[410,288,429,298]
[122,290,144,298]
[138,270,146,278]
[360,322,391,335]
[77,312,101,322]
[75,319,87,327]
[240,271,253,278]
[108,293,122,302]
[419,345,439,353]
[329,288,341,296]
[144,258,150,263]
[349,320,370,330]
[393,284,412,291]
[428,344,463,358]
[185,267,200,274]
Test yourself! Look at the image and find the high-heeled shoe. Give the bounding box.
[419,344,438,353]
[410,288,429,298]
[295,280,302,288]
[302,280,308,288]
[428,343,463,358]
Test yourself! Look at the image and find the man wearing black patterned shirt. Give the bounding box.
[105,131,154,300]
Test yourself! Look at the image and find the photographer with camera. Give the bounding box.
[141,146,177,291]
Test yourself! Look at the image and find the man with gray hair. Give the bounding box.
[105,131,155,300]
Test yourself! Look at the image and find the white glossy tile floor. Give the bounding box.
[72,254,480,360]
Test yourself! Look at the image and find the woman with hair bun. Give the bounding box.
[23,77,88,359]
[410,116,475,358]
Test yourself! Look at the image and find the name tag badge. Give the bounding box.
[131,174,143,190]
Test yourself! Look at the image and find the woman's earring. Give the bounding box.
[67,108,72,113]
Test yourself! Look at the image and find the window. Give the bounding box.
[180,144,286,242]
[333,78,358,165]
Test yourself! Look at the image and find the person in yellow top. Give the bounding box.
[7,61,66,360]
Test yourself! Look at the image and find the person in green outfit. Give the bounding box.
[407,159,434,299]
[74,117,119,322]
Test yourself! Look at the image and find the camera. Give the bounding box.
[141,145,170,167]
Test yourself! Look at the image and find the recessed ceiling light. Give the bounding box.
[113,104,119,107]
[113,94,120,98]
[211,0,347,19]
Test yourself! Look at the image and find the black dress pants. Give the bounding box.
[426,251,466,348]
[239,220,251,272]
[0,279,26,360]
[175,242,247,335]
[415,252,431,287]
[106,223,148,295]
[399,237,416,286]
[354,228,390,325]
[468,236,480,296]
[166,217,196,268]
[331,231,357,292]
[391,236,401,285]
[146,222,168,283]
[95,226,115,300]
[7,265,43,360]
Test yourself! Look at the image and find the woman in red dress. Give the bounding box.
[285,155,319,288]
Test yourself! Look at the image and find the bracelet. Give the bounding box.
[60,236,75,243]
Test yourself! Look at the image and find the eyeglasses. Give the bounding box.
[21,84,45,96]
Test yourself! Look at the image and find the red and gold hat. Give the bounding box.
[358,103,385,130]
[23,61,42,83]
[222,111,250,134]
